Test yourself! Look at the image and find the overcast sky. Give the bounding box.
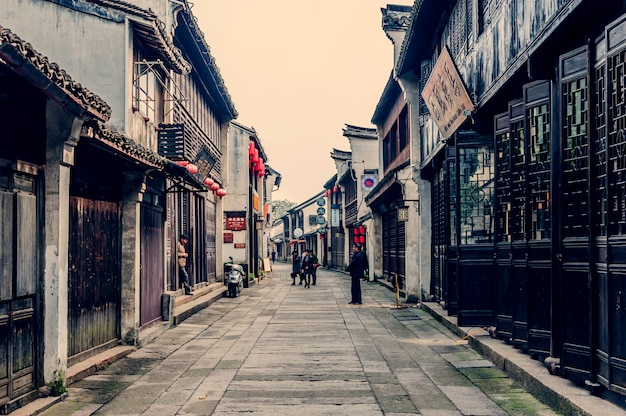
[192,1,414,203]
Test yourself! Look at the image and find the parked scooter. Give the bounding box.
[227,257,243,298]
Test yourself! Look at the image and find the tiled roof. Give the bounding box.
[343,124,377,140]
[84,0,191,74]
[81,120,166,168]
[0,25,111,121]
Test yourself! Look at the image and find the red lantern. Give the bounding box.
[210,182,220,191]
[251,148,259,166]
[359,226,365,234]
[325,189,331,197]
[359,235,365,244]
[333,185,338,193]
[249,141,255,157]
[204,177,214,186]
[175,160,189,167]
[186,164,198,174]
[353,236,359,244]
[257,158,265,176]
[216,188,226,197]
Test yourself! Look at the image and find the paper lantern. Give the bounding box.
[210,182,220,191]
[175,161,189,167]
[359,235,365,244]
[248,141,255,157]
[251,148,259,166]
[216,188,226,197]
[333,185,338,193]
[203,177,214,186]
[186,164,198,174]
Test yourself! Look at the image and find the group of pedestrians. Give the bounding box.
[290,244,368,305]
[291,248,319,288]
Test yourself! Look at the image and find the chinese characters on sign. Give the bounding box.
[225,211,246,231]
[421,46,475,140]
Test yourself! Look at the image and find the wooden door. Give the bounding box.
[140,195,164,329]
[0,169,39,410]
[495,111,514,341]
[455,134,495,327]
[68,197,120,359]
[557,45,593,383]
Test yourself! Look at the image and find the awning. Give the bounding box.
[164,161,206,193]
[289,239,306,245]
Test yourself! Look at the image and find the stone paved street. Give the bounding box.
[40,263,559,415]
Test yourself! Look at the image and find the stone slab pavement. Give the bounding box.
[33,262,621,416]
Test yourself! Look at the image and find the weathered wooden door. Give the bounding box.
[595,16,626,394]
[0,172,39,410]
[140,194,164,329]
[556,45,593,384]
[432,164,448,303]
[206,197,216,282]
[495,110,514,341]
[455,133,495,327]
[68,197,120,360]
[524,80,553,361]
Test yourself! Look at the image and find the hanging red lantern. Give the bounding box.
[186,164,198,174]
[216,188,226,197]
[210,182,220,191]
[249,141,255,157]
[333,185,338,193]
[203,177,214,186]
[257,158,265,176]
[325,189,331,197]
[353,236,359,244]
[175,160,189,167]
[359,226,365,234]
[251,148,259,166]
[354,228,360,236]
[359,235,365,244]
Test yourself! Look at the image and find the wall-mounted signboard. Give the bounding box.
[421,46,475,140]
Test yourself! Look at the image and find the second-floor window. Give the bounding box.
[133,48,163,123]
[383,105,410,171]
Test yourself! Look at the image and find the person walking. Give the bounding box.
[271,250,276,263]
[178,235,193,295]
[302,249,316,288]
[291,249,303,286]
[346,244,365,304]
[306,249,319,286]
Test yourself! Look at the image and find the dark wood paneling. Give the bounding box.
[68,197,120,358]
[140,203,164,328]
[0,175,38,406]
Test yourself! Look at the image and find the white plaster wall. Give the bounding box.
[0,0,128,131]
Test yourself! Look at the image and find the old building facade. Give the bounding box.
[0,0,237,411]
[395,0,626,399]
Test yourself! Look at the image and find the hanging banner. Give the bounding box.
[421,46,475,140]
[331,209,340,227]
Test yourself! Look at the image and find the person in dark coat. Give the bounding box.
[291,249,303,286]
[346,244,366,304]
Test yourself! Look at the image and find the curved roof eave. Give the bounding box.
[177,7,238,120]
[0,25,111,121]
[396,0,451,76]
[371,73,401,125]
[83,0,191,74]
